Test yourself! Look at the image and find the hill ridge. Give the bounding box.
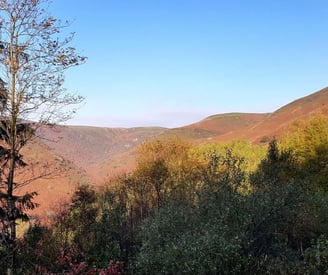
[25,86,328,221]
[42,86,328,170]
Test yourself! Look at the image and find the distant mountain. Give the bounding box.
[39,86,328,180]
[212,87,328,142]
[171,112,269,141]
[37,125,168,182]
[26,86,328,221]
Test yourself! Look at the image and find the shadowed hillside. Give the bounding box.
[37,125,168,182]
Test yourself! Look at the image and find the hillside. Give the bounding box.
[37,125,168,182]
[213,87,328,142]
[177,112,269,142]
[23,86,328,221]
[38,86,328,180]
[18,140,86,224]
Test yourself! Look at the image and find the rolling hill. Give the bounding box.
[37,125,167,181]
[39,86,328,182]
[23,86,328,221]
[212,86,328,142]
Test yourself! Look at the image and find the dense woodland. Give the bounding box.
[2,113,328,274]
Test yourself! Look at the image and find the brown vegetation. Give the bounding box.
[27,86,328,222]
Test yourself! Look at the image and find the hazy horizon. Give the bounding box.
[51,1,328,128]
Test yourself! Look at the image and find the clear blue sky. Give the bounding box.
[51,0,328,128]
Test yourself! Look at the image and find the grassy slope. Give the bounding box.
[214,87,328,142]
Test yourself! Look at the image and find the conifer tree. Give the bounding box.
[0,1,85,273]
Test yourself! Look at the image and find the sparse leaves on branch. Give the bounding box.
[0,0,86,273]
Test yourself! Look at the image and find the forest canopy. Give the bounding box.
[3,113,328,274]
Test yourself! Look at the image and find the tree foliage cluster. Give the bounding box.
[4,113,328,274]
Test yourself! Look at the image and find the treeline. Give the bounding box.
[3,113,328,274]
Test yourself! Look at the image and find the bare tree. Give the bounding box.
[0,0,86,273]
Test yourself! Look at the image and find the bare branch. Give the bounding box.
[0,0,86,272]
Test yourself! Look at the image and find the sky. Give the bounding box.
[50,0,328,128]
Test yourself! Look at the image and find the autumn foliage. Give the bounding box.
[1,114,328,273]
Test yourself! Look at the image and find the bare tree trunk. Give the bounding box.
[6,52,17,273]
[0,0,85,272]
[7,152,16,275]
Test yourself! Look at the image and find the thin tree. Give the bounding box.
[0,0,86,273]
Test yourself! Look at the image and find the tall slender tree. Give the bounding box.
[0,0,86,273]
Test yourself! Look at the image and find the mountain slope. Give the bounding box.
[179,112,269,142]
[37,125,168,182]
[18,140,86,223]
[22,86,328,221]
[38,86,328,180]
[213,87,328,142]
